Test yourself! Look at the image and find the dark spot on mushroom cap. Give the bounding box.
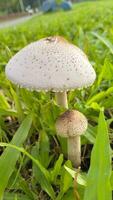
[46,37,57,42]
[58,110,75,121]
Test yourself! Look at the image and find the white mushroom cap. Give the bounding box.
[5,36,96,92]
[55,110,88,137]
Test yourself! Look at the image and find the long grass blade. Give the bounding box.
[84,110,112,200]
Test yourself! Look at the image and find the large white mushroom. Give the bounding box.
[5,36,96,108]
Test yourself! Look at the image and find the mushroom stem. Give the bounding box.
[55,92,68,108]
[68,135,81,168]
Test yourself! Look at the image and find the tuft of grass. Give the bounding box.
[0,1,113,199]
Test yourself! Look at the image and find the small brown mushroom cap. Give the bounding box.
[55,110,88,137]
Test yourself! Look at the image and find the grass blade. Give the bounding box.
[87,87,113,105]
[91,32,113,54]
[84,109,112,200]
[64,166,87,186]
[0,108,17,117]
[0,92,10,109]
[110,171,113,190]
[51,154,63,183]
[10,87,24,122]
[4,192,31,200]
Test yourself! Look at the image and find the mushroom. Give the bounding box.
[55,110,88,168]
[5,36,96,108]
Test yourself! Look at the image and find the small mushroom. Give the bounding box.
[55,110,88,168]
[5,36,96,108]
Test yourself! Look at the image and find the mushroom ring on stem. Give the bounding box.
[5,36,96,108]
[55,110,88,168]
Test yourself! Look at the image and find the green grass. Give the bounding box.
[0,1,113,199]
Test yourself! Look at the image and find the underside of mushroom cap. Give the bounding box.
[6,36,96,92]
[55,110,88,137]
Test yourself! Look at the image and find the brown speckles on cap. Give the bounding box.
[55,110,88,137]
[5,36,96,91]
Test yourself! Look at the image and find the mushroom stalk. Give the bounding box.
[55,92,68,108]
[68,136,81,168]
